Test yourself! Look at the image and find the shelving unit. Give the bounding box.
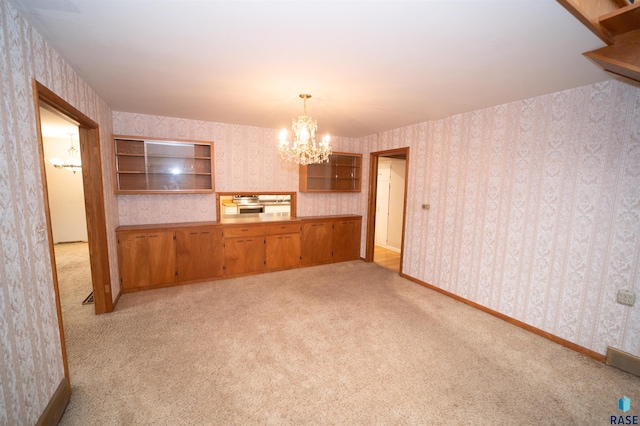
[114,137,213,194]
[299,152,362,192]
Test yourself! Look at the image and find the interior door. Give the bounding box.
[375,160,391,246]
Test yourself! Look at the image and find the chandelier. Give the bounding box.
[50,133,82,174]
[278,94,331,165]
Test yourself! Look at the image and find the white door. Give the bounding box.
[375,159,391,246]
[386,158,406,250]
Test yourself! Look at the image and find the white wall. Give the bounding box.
[43,135,88,243]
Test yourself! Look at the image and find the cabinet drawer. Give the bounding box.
[265,223,300,235]
[224,226,265,238]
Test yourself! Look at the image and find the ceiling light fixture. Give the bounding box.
[50,132,81,174]
[278,94,331,165]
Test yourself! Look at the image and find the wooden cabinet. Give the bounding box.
[116,215,361,293]
[117,230,176,291]
[175,226,224,282]
[299,152,362,192]
[300,220,333,266]
[301,216,362,266]
[224,225,265,276]
[114,137,213,194]
[333,218,362,262]
[265,223,301,271]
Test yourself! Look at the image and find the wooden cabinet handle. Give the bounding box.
[135,235,145,239]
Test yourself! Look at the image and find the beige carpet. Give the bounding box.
[55,243,639,425]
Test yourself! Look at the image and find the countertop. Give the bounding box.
[116,214,361,231]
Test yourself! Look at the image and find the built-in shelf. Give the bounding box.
[299,152,362,192]
[114,137,214,194]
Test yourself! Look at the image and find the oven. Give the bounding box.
[232,195,264,214]
[237,204,264,214]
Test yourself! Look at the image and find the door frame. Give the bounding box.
[32,81,113,339]
[365,147,410,273]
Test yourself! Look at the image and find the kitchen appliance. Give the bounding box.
[232,195,264,214]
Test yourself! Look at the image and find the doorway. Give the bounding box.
[365,148,409,274]
[33,80,113,382]
[40,105,95,309]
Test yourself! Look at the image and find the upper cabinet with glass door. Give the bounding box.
[114,136,214,194]
[299,152,362,192]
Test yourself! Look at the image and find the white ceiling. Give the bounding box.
[12,0,611,138]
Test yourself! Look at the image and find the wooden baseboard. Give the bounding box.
[400,273,606,363]
[112,290,122,310]
[36,377,70,426]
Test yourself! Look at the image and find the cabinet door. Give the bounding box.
[200,227,224,279]
[266,233,300,271]
[225,237,265,275]
[244,237,266,274]
[224,238,244,276]
[281,234,301,269]
[176,227,225,281]
[333,219,362,262]
[147,231,176,285]
[118,232,149,289]
[301,222,332,266]
[175,229,201,282]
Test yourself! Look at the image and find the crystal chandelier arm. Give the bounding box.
[277,93,331,165]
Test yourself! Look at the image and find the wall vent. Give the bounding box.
[606,347,640,377]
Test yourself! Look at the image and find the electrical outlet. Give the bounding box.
[617,289,636,307]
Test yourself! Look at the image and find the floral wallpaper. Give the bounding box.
[0,0,118,423]
[361,80,640,358]
[115,80,640,360]
[112,112,360,225]
[2,0,639,422]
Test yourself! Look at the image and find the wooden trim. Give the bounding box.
[365,147,409,271]
[113,134,213,144]
[583,29,640,83]
[32,85,69,380]
[599,2,640,38]
[401,273,606,362]
[79,126,113,314]
[365,154,378,263]
[34,80,113,315]
[557,0,618,44]
[36,377,70,426]
[112,289,122,310]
